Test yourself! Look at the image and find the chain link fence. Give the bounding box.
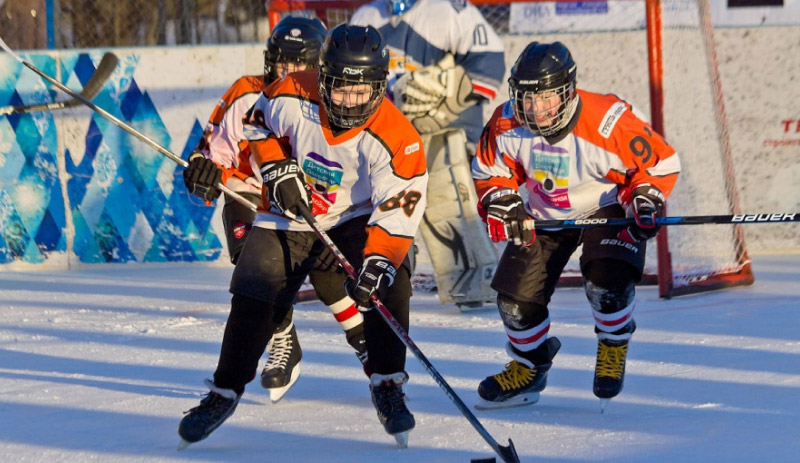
[0,0,269,50]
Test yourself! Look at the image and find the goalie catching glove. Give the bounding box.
[392,54,476,134]
[617,183,665,243]
[345,255,397,312]
[183,153,224,202]
[260,158,311,219]
[480,188,535,246]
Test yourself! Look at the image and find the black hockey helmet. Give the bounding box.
[264,16,327,83]
[508,41,578,137]
[318,24,389,128]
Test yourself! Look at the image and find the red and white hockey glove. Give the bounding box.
[480,188,535,246]
[260,158,311,219]
[344,255,397,312]
[617,183,665,243]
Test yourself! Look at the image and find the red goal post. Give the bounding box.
[266,0,754,298]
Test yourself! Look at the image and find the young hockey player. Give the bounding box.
[182,16,368,403]
[471,41,681,411]
[178,24,427,448]
[350,0,506,308]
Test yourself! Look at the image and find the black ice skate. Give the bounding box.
[594,337,630,412]
[177,379,241,450]
[370,372,415,447]
[261,321,302,403]
[475,337,561,410]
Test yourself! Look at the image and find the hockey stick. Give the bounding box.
[529,212,800,230]
[0,52,119,116]
[0,36,257,211]
[296,205,520,463]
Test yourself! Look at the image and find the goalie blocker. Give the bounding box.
[418,128,499,308]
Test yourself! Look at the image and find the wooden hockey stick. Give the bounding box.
[0,52,119,116]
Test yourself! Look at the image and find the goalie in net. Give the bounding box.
[350,0,507,309]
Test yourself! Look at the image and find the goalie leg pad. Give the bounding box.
[417,129,499,306]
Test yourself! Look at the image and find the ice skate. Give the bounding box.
[261,321,302,403]
[370,372,415,447]
[177,379,241,449]
[475,337,560,410]
[594,337,629,412]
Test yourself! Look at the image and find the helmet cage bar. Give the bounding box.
[510,81,577,137]
[264,49,319,81]
[319,73,387,128]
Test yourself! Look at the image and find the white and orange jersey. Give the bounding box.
[218,69,428,267]
[195,74,266,195]
[472,89,681,221]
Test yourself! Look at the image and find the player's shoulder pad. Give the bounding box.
[574,89,638,138]
[367,101,426,178]
[264,69,320,103]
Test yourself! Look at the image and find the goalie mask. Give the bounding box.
[386,0,417,15]
[318,24,389,129]
[264,16,327,83]
[508,41,579,138]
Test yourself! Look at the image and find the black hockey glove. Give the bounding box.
[183,153,223,202]
[617,183,665,243]
[260,158,311,218]
[345,255,397,312]
[481,188,535,247]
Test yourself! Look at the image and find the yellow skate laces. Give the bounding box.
[493,361,536,391]
[595,342,628,379]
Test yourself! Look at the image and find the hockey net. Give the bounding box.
[268,0,753,299]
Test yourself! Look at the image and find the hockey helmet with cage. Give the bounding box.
[264,16,327,83]
[318,24,390,129]
[508,41,579,138]
[387,0,417,15]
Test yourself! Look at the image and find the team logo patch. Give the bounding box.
[404,142,420,155]
[598,102,627,138]
[530,142,571,208]
[302,152,344,215]
[233,222,247,240]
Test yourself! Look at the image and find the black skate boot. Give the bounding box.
[594,338,630,412]
[260,320,302,403]
[476,337,561,410]
[370,372,415,447]
[594,321,635,412]
[177,379,241,450]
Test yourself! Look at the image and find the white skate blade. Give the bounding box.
[268,365,301,403]
[474,391,540,410]
[599,398,610,414]
[177,438,191,451]
[393,431,410,447]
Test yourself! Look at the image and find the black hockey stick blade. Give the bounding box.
[497,439,520,463]
[0,51,118,116]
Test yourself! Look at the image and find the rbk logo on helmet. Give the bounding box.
[343,67,365,75]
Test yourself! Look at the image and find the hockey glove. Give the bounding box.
[617,183,665,243]
[392,54,455,116]
[345,255,397,312]
[183,153,224,202]
[481,188,535,246]
[410,64,476,134]
[260,158,311,218]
